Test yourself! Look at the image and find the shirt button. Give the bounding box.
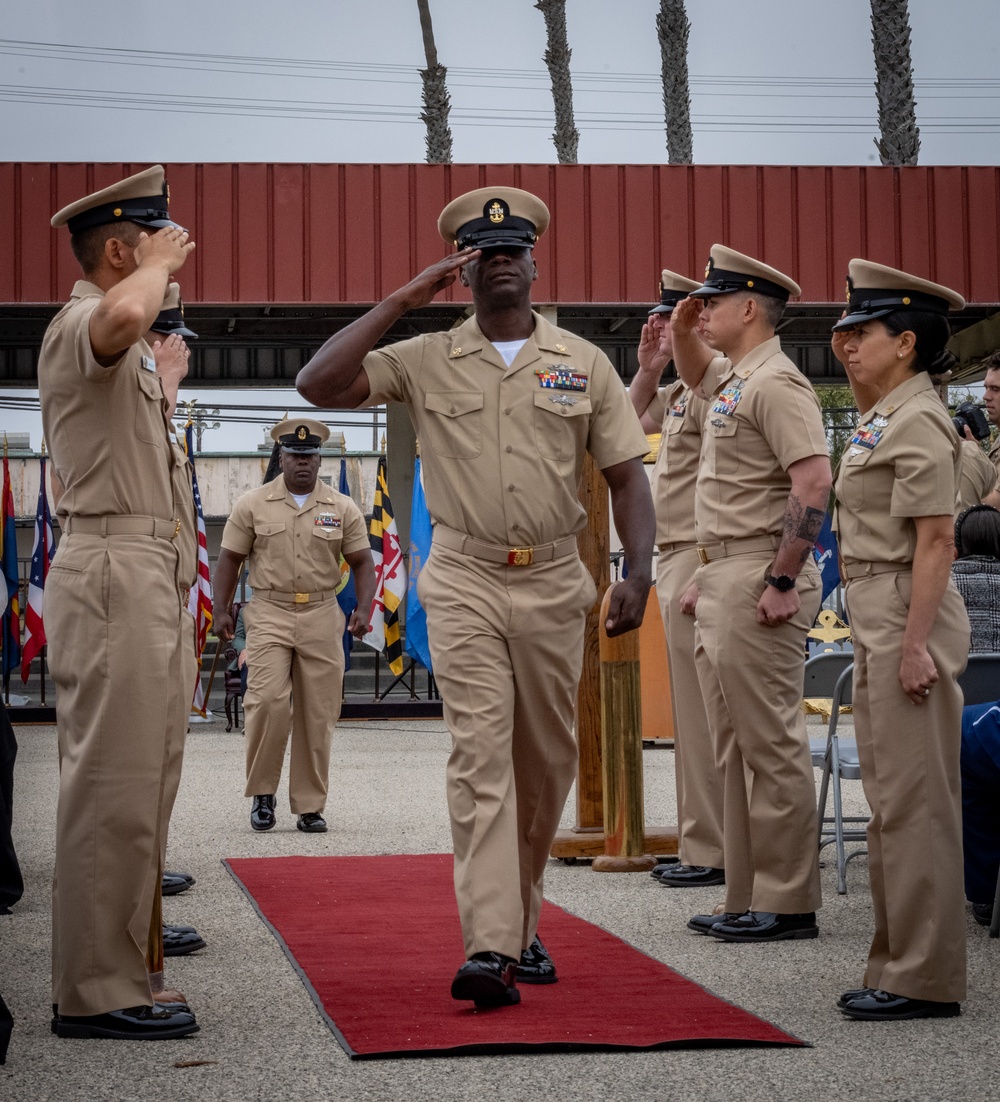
[507,484,515,492]
[512,523,520,531]
[504,408,512,415]
[450,405,457,414]
[505,445,513,453]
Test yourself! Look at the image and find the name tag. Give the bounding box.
[315,514,341,528]
[141,355,157,372]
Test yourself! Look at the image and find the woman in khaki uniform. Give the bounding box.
[832,260,970,1021]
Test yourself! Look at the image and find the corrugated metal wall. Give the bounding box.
[3,163,998,306]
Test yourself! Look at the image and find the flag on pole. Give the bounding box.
[20,456,54,683]
[335,458,358,672]
[1,449,21,684]
[184,425,214,715]
[363,455,406,676]
[404,455,433,674]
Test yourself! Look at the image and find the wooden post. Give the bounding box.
[593,584,657,873]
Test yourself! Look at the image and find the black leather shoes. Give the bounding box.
[840,989,961,1020]
[451,952,520,1008]
[650,860,679,880]
[53,1004,199,1040]
[687,911,741,935]
[516,936,557,985]
[163,924,207,956]
[972,902,993,927]
[296,812,327,833]
[707,911,818,942]
[161,871,194,896]
[659,865,726,888]
[836,986,875,1009]
[250,794,276,831]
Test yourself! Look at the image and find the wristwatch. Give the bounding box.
[765,571,796,593]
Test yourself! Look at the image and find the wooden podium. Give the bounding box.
[550,457,678,863]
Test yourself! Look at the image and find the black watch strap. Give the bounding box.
[765,571,796,592]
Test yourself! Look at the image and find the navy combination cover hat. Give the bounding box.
[832,260,965,332]
[649,269,701,316]
[438,186,550,251]
[50,165,181,235]
[690,245,801,303]
[270,418,330,454]
[151,283,198,339]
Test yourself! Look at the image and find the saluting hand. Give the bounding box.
[151,333,190,388]
[393,249,481,311]
[135,225,196,276]
[637,320,672,377]
[669,296,702,338]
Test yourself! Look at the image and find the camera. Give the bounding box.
[953,401,991,441]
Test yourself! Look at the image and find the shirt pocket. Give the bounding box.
[704,415,738,477]
[254,521,287,539]
[838,447,875,513]
[134,367,165,446]
[311,526,343,551]
[532,391,592,463]
[423,390,484,459]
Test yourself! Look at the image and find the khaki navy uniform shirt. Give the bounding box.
[169,427,198,591]
[649,380,709,547]
[989,434,1000,495]
[221,482,369,593]
[693,337,828,544]
[958,439,996,513]
[835,372,960,566]
[362,312,649,546]
[38,281,177,525]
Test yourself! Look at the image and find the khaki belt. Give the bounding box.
[696,535,779,565]
[254,589,339,605]
[657,539,698,555]
[842,561,912,581]
[433,525,577,567]
[63,514,181,540]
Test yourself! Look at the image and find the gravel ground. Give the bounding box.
[2,714,998,1102]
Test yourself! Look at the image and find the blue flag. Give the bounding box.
[335,459,358,672]
[814,512,841,602]
[404,456,433,673]
[1,453,21,682]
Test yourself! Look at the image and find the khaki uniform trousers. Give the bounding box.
[159,609,197,869]
[417,543,596,962]
[47,533,185,1016]
[845,571,969,1002]
[242,597,346,814]
[655,545,725,869]
[694,552,823,915]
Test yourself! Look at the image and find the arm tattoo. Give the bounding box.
[796,506,826,544]
[781,497,825,549]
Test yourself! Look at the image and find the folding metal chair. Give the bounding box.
[958,653,1000,939]
[805,652,867,894]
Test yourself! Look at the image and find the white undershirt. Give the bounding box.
[491,339,528,367]
[291,493,311,508]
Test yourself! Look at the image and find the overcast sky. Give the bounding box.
[1,0,997,449]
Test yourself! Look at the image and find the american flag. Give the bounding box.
[20,456,54,683]
[184,425,214,715]
[363,454,406,676]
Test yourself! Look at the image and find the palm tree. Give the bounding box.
[656,0,693,164]
[534,0,579,164]
[870,0,920,165]
[416,0,453,164]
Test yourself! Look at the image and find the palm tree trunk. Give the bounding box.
[416,0,453,164]
[534,0,579,165]
[870,0,920,165]
[656,0,693,164]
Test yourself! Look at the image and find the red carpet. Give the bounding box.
[224,854,806,1060]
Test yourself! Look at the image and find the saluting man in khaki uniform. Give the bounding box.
[296,187,655,1008]
[979,353,1000,510]
[41,166,200,1040]
[831,261,970,1021]
[630,271,726,888]
[670,246,831,943]
[213,419,375,835]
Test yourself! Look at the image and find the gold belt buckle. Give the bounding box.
[697,546,709,565]
[294,592,309,604]
[507,547,533,566]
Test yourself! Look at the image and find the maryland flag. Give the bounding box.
[363,455,406,676]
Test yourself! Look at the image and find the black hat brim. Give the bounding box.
[831,307,896,332]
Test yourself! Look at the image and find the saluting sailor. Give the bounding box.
[213,419,375,835]
[295,186,655,1008]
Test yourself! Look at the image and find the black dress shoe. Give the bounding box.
[296,812,327,833]
[972,902,993,927]
[516,937,557,985]
[163,925,207,956]
[707,911,818,942]
[161,872,193,896]
[659,865,726,888]
[840,989,961,1021]
[451,952,520,1008]
[836,986,875,1009]
[54,1004,200,1040]
[250,794,276,832]
[687,911,742,935]
[165,870,195,886]
[650,860,679,880]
